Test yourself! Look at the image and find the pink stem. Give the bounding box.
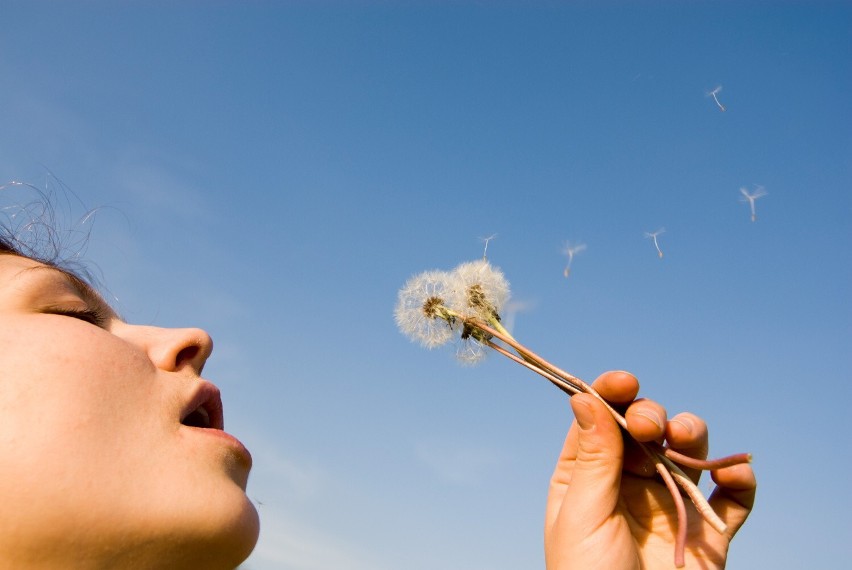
[467,315,747,540]
[472,319,627,429]
[654,459,687,568]
[661,447,752,471]
[486,341,581,396]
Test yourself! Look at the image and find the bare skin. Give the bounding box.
[0,253,258,569]
[545,371,756,569]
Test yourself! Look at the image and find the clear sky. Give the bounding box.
[2,2,850,568]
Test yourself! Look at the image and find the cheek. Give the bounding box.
[0,326,165,463]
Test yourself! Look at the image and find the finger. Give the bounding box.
[709,463,757,539]
[665,412,709,483]
[590,370,639,405]
[550,394,625,533]
[592,372,656,478]
[625,398,667,442]
[545,417,579,531]
[619,398,667,476]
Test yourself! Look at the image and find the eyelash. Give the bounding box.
[47,307,109,327]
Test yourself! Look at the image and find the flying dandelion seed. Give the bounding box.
[393,259,753,568]
[739,185,767,222]
[644,228,665,259]
[478,234,498,260]
[707,85,726,112]
[562,242,587,278]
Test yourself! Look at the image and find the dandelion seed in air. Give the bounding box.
[739,185,767,222]
[645,228,665,259]
[562,242,587,278]
[393,256,753,568]
[479,234,498,260]
[707,85,726,112]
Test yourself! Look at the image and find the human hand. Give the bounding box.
[544,371,756,569]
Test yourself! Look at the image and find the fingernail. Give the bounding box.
[671,416,695,435]
[635,410,664,431]
[571,397,595,430]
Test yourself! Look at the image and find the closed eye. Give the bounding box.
[44,307,109,327]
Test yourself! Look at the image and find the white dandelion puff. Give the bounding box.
[456,336,487,366]
[391,256,753,563]
[394,270,457,349]
[447,259,511,320]
[739,185,767,222]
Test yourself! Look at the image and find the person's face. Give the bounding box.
[0,254,259,568]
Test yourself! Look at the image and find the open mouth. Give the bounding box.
[181,406,212,428]
[180,382,225,430]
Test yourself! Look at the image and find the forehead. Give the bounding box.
[0,254,102,304]
[0,253,51,278]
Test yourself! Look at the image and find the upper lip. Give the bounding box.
[180,380,225,430]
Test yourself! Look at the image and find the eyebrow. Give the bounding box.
[18,265,121,320]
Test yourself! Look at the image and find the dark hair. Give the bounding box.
[1,179,100,286]
[0,236,15,255]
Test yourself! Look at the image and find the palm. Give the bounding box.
[547,463,735,570]
[619,474,729,569]
[545,371,755,570]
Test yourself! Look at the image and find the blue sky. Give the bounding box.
[1,2,850,568]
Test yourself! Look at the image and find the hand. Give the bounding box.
[545,371,756,569]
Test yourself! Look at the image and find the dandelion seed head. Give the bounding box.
[394,270,457,349]
[447,259,511,320]
[456,337,487,366]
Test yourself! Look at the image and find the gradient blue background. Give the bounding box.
[2,2,849,568]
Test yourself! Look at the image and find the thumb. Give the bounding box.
[559,394,625,527]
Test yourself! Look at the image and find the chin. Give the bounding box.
[161,483,260,570]
[216,499,261,568]
[231,497,261,559]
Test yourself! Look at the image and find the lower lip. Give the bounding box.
[186,426,253,467]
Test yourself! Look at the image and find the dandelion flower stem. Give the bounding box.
[395,262,750,568]
[460,313,745,548]
[653,456,688,567]
[478,317,628,429]
[485,340,582,396]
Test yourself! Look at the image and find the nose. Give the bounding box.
[131,325,214,375]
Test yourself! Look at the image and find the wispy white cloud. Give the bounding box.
[501,299,536,336]
[0,73,214,228]
[238,437,383,570]
[107,148,215,222]
[242,436,328,504]
[247,506,381,570]
[415,439,508,485]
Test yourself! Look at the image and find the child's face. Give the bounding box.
[0,254,258,568]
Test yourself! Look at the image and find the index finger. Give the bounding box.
[590,370,640,405]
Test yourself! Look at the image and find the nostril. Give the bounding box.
[176,345,201,370]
